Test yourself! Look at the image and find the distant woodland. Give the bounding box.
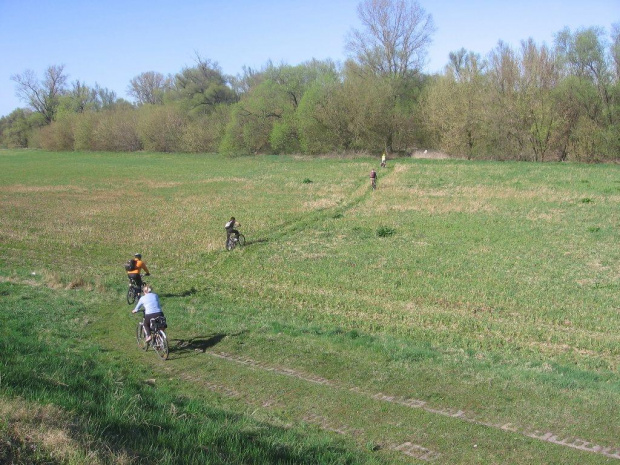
[2,0,619,162]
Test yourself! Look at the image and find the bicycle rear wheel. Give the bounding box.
[226,238,234,250]
[153,330,169,360]
[136,322,148,350]
[127,286,136,305]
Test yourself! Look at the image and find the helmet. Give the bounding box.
[134,253,142,259]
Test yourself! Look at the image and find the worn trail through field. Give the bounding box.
[185,349,619,461]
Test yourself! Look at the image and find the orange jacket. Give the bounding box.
[127,259,149,275]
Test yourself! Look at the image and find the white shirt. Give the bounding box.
[133,293,162,315]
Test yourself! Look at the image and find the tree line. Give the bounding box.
[1,0,618,162]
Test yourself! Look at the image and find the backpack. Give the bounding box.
[225,220,233,230]
[124,258,137,272]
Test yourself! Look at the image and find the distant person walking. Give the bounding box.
[370,169,377,190]
[381,152,386,168]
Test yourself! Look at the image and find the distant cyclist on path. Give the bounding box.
[370,169,377,190]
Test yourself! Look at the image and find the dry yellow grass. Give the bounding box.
[0,397,134,464]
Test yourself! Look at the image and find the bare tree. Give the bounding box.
[127,71,172,105]
[346,0,435,78]
[11,65,68,122]
[93,84,118,109]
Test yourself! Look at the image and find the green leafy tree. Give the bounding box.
[0,108,41,148]
[266,60,339,154]
[222,61,339,154]
[297,77,354,154]
[220,80,283,154]
[554,27,618,160]
[168,56,237,117]
[556,27,615,125]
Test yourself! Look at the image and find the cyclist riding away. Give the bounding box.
[132,284,164,343]
[126,253,150,289]
[225,217,241,243]
[370,169,377,189]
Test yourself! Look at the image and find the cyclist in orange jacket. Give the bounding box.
[127,253,150,289]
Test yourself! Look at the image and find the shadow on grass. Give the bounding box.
[160,287,198,298]
[245,238,269,246]
[170,331,246,359]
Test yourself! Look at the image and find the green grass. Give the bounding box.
[1,150,619,463]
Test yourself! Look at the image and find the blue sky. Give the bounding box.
[1,0,618,118]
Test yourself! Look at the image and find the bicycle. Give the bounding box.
[127,275,146,305]
[226,233,246,251]
[135,310,169,360]
[371,177,377,190]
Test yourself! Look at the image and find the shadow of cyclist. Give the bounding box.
[160,287,198,298]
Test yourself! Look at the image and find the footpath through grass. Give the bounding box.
[1,150,619,463]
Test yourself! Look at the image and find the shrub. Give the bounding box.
[73,112,97,151]
[93,108,141,151]
[376,226,396,237]
[37,114,75,151]
[270,120,300,154]
[137,105,186,152]
[181,106,229,153]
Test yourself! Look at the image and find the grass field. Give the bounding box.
[1,150,619,464]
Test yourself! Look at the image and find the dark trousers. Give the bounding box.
[128,274,142,288]
[144,312,164,337]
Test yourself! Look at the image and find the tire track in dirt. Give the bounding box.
[166,352,442,462]
[301,413,441,462]
[205,350,620,461]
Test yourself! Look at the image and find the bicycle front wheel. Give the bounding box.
[136,322,147,350]
[153,331,169,360]
[237,234,245,246]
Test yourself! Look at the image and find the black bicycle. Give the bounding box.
[135,310,169,360]
[226,233,246,251]
[127,275,146,305]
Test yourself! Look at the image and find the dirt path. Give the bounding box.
[152,345,619,462]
